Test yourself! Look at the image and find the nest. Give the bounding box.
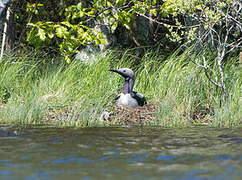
[100,103,158,125]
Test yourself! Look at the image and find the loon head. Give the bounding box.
[109,68,135,81]
[109,68,135,94]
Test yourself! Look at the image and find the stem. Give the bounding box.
[217,48,227,103]
[0,7,10,61]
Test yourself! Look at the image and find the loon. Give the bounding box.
[109,68,146,107]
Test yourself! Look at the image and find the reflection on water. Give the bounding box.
[0,126,241,180]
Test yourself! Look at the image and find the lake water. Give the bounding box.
[0,126,242,180]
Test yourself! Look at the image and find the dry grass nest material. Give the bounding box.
[43,102,159,126]
[100,103,159,125]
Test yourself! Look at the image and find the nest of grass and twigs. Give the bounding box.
[100,103,159,126]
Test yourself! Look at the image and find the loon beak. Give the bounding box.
[109,69,118,73]
[109,69,131,81]
[109,69,123,76]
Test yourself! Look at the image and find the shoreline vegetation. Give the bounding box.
[0,48,241,127]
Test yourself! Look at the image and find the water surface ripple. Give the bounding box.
[0,126,241,180]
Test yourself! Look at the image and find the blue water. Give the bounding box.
[0,126,241,180]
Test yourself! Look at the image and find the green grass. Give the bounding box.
[0,48,241,127]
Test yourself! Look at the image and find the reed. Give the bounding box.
[0,48,240,127]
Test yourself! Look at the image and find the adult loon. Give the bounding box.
[109,68,146,107]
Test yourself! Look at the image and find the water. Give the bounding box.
[0,126,242,180]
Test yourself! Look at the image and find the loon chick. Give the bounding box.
[109,68,146,107]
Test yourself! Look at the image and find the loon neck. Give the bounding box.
[123,80,130,94]
[123,78,135,94]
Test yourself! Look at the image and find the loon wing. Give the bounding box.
[132,91,147,106]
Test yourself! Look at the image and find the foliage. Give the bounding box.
[162,0,241,102]
[23,0,240,62]
[11,0,75,45]
[24,0,178,62]
[26,2,107,62]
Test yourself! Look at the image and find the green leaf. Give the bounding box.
[65,54,71,63]
[26,28,36,42]
[123,23,131,30]
[99,37,108,44]
[104,9,110,15]
[150,9,157,16]
[114,13,119,20]
[111,21,118,32]
[107,1,112,7]
[27,23,36,27]
[48,32,54,39]
[37,3,44,7]
[38,28,46,41]
[56,26,68,38]
[116,0,125,7]
[77,2,82,10]
[79,11,85,17]
[61,21,72,28]
[77,28,84,35]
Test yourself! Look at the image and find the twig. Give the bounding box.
[0,6,10,60]
[135,11,181,28]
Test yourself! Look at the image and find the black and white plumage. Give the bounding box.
[109,68,146,107]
